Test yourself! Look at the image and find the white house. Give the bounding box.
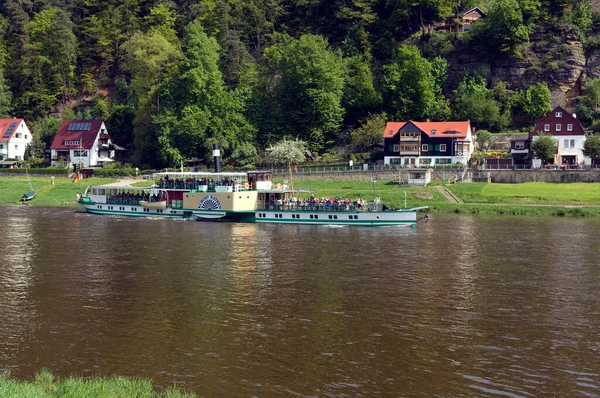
[528,106,589,168]
[0,119,33,161]
[50,120,118,168]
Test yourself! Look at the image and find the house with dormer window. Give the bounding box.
[383,120,473,167]
[511,106,589,167]
[50,120,120,167]
[0,119,32,161]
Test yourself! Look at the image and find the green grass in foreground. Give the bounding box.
[0,176,115,208]
[0,370,196,398]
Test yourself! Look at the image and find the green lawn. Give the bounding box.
[446,182,600,205]
[0,176,115,207]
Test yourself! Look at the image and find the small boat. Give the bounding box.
[20,166,35,202]
[139,200,167,209]
[20,190,35,202]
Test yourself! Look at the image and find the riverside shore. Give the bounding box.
[0,370,195,397]
[1,175,600,217]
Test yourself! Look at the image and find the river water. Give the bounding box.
[0,206,599,396]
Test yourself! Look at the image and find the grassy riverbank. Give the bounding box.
[0,176,115,208]
[0,370,195,397]
[1,175,599,217]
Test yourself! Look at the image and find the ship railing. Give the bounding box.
[260,203,364,212]
[154,181,247,192]
[105,195,164,205]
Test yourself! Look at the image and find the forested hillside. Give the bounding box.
[0,0,598,168]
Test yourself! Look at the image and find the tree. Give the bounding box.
[230,141,259,169]
[342,54,380,124]
[453,71,502,130]
[263,34,347,151]
[0,67,12,117]
[513,82,552,121]
[350,112,387,152]
[582,134,600,166]
[18,7,78,117]
[531,134,557,165]
[475,130,493,151]
[24,135,46,167]
[120,31,182,106]
[576,78,600,123]
[381,44,436,121]
[486,0,529,53]
[266,138,308,192]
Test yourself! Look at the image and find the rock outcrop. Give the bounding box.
[446,23,587,111]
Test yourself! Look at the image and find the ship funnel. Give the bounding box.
[213,144,221,173]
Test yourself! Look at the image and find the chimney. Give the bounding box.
[213,144,221,173]
[426,118,431,122]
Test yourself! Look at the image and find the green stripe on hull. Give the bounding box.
[254,218,415,227]
[84,208,185,218]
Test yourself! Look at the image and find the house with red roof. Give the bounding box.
[0,119,32,161]
[511,106,589,167]
[382,120,473,167]
[50,120,118,168]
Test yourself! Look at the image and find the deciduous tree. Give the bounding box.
[531,134,557,165]
[381,44,436,121]
[582,133,600,166]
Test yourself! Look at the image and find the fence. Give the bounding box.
[269,164,464,175]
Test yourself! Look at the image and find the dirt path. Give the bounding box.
[436,186,462,203]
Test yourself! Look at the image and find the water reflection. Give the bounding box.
[0,208,599,396]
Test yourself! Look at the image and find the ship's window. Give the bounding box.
[314,215,318,219]
[329,215,333,219]
[310,215,314,219]
[348,215,353,219]
[354,215,358,219]
[334,215,338,219]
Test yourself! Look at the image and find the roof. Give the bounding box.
[0,119,25,142]
[531,106,586,136]
[384,121,471,138]
[50,120,106,150]
[461,7,486,17]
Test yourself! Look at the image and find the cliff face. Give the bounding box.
[447,24,588,112]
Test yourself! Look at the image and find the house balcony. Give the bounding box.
[400,151,419,156]
[399,136,419,141]
[52,156,71,162]
[511,149,529,154]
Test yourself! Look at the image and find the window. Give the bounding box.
[440,144,446,152]
[74,150,88,157]
[556,111,562,117]
[393,144,400,152]
[64,140,80,146]
[14,145,17,150]
[544,124,550,132]
[422,144,428,151]
[400,143,419,152]
[15,133,21,138]
[431,129,437,135]
[0,144,3,149]
[25,135,28,139]
[556,124,561,131]
[564,139,569,148]
[567,124,573,131]
[570,139,575,148]
[515,141,525,150]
